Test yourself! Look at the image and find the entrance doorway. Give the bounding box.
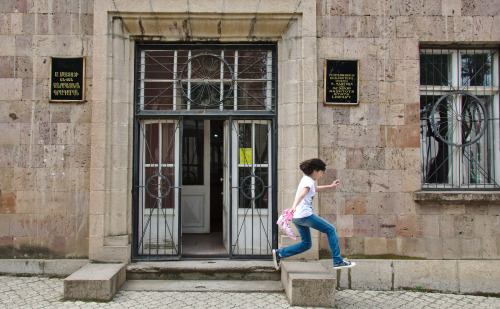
[181,120,226,257]
[132,44,278,260]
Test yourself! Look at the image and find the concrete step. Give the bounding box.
[122,279,284,292]
[281,261,336,308]
[127,260,280,281]
[64,263,127,302]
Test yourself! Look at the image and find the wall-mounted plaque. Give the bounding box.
[324,59,359,105]
[50,57,85,102]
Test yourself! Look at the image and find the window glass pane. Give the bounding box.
[236,82,268,110]
[143,50,176,80]
[144,167,174,209]
[162,122,175,164]
[420,54,450,86]
[238,122,253,150]
[461,53,492,86]
[238,167,252,208]
[254,167,268,209]
[464,95,494,184]
[237,50,268,80]
[182,120,204,185]
[142,82,174,110]
[161,166,175,209]
[254,124,268,164]
[145,123,159,164]
[420,95,450,184]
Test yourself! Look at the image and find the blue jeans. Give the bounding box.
[276,214,343,264]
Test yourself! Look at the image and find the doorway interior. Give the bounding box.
[181,119,226,257]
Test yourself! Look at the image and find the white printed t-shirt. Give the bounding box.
[293,175,316,219]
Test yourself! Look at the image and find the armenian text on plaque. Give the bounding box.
[50,57,85,102]
[324,59,359,106]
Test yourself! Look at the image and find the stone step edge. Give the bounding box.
[122,279,284,293]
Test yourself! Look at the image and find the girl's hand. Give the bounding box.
[290,206,296,213]
[331,180,340,188]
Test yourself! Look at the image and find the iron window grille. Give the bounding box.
[420,48,500,190]
[136,46,276,113]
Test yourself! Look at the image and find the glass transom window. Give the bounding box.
[136,45,276,113]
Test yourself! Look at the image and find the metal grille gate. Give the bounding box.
[132,44,277,260]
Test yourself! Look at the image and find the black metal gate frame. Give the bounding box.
[132,43,278,261]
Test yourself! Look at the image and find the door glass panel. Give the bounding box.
[182,120,204,185]
[254,124,269,164]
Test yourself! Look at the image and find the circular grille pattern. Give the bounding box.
[430,91,488,147]
[179,54,234,107]
[239,175,266,200]
[145,174,171,199]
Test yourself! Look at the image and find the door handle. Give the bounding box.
[220,177,223,182]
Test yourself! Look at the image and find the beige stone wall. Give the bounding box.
[90,0,318,262]
[316,0,500,259]
[0,1,93,258]
[1,0,498,262]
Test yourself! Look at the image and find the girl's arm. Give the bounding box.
[315,180,340,192]
[290,186,310,213]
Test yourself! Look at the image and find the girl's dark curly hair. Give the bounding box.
[299,158,326,175]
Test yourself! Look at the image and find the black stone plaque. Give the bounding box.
[50,57,85,102]
[324,59,359,105]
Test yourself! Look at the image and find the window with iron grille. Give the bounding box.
[136,46,276,113]
[420,48,500,190]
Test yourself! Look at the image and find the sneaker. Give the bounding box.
[272,249,281,270]
[333,259,356,269]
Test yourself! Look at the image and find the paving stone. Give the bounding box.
[1,275,500,308]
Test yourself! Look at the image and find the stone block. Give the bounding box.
[64,263,126,301]
[442,237,462,259]
[442,0,462,16]
[353,215,379,237]
[458,260,500,295]
[424,237,444,259]
[394,260,459,293]
[0,78,22,100]
[281,261,335,307]
[365,237,388,255]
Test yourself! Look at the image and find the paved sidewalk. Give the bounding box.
[1,276,499,309]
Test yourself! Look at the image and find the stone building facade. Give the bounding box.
[0,0,499,272]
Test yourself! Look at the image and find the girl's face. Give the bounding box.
[311,169,324,180]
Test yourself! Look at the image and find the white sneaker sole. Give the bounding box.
[272,249,280,270]
[333,262,356,269]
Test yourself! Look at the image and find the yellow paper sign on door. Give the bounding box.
[239,148,252,164]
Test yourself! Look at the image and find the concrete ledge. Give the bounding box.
[459,260,500,295]
[332,259,500,296]
[281,261,336,307]
[64,263,126,301]
[0,259,89,277]
[414,191,500,204]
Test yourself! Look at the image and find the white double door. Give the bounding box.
[137,118,272,256]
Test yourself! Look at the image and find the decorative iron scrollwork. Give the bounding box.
[430,91,488,147]
[179,53,234,107]
[240,175,266,200]
[145,173,171,199]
